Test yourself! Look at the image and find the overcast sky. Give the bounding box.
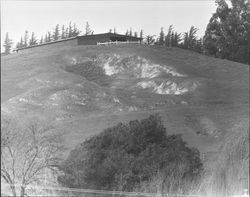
[1,1,217,50]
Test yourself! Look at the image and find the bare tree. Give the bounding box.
[1,117,64,197]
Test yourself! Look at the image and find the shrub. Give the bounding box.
[58,114,203,192]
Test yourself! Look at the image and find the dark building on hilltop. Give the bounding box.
[14,33,142,53]
[77,33,142,45]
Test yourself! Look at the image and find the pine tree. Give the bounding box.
[29,32,37,46]
[53,24,60,41]
[129,28,132,36]
[24,30,29,47]
[125,29,129,36]
[61,25,66,39]
[134,32,138,38]
[44,34,48,43]
[65,28,69,38]
[3,32,13,54]
[113,27,116,34]
[165,25,173,47]
[173,32,182,47]
[16,36,25,49]
[40,36,43,44]
[16,42,20,49]
[85,22,93,35]
[47,31,52,42]
[170,32,175,47]
[188,26,198,49]
[19,37,24,48]
[183,32,189,49]
[182,26,198,49]
[140,30,143,40]
[72,23,80,37]
[68,22,73,37]
[159,27,165,45]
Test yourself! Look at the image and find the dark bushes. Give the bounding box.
[58,114,203,193]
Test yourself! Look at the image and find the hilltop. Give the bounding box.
[1,44,249,159]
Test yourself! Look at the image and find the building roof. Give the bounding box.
[13,36,77,51]
[13,33,142,51]
[77,32,142,39]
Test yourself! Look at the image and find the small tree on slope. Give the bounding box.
[84,22,93,36]
[159,27,165,45]
[29,32,38,46]
[52,24,60,41]
[24,30,29,47]
[3,32,13,54]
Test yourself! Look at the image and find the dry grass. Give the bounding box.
[134,164,202,195]
[131,118,249,196]
[199,118,249,197]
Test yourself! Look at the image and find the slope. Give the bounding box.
[1,44,249,160]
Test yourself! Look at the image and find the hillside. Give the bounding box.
[1,44,249,159]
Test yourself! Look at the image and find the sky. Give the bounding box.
[1,1,217,50]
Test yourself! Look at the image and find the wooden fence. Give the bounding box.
[97,40,141,46]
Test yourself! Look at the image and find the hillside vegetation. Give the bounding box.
[58,114,203,193]
[1,44,249,151]
[197,118,249,196]
[1,44,249,195]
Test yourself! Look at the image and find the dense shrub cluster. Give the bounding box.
[58,114,203,192]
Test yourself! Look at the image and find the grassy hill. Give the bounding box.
[1,44,249,161]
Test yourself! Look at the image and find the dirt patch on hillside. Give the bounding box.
[65,54,199,96]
